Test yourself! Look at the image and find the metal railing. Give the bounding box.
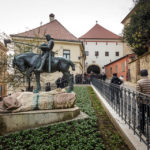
[92,78,150,150]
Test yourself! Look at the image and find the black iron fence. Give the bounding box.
[92,78,150,150]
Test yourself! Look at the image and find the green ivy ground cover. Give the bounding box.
[88,86,129,150]
[0,87,105,150]
[0,86,129,150]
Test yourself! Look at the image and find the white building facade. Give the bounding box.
[80,23,123,74]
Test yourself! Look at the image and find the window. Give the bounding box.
[105,68,108,74]
[110,67,112,75]
[85,51,89,56]
[95,51,99,57]
[115,65,118,73]
[63,50,70,60]
[105,52,109,56]
[116,52,119,56]
[122,62,125,72]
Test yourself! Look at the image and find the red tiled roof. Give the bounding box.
[12,19,79,41]
[79,24,121,39]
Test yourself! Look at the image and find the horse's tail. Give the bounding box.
[68,60,75,71]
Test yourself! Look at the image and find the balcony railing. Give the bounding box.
[92,78,150,150]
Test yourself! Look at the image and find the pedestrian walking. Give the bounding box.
[110,73,123,104]
[136,69,150,134]
[45,82,51,91]
[55,77,61,88]
[102,72,107,81]
[111,73,123,85]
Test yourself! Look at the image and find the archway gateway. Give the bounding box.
[87,65,100,74]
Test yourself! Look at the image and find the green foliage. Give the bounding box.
[0,86,105,150]
[123,1,150,56]
[133,0,149,4]
[88,87,128,150]
[0,86,128,150]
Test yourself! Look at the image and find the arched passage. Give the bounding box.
[87,65,100,74]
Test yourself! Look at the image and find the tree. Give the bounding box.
[123,0,150,56]
[0,33,24,95]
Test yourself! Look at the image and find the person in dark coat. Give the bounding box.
[55,77,61,88]
[102,73,107,81]
[45,82,51,91]
[136,69,150,134]
[110,73,123,104]
[111,73,123,85]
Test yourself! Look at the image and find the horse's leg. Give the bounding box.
[63,71,73,93]
[34,72,41,93]
[26,76,31,91]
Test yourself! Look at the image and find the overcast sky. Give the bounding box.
[0,0,135,38]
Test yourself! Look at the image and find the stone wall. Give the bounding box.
[129,60,137,83]
[129,52,150,83]
[140,53,150,76]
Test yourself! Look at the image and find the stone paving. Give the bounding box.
[124,81,136,91]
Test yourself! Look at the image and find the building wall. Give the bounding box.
[82,39,123,73]
[105,54,135,81]
[105,56,129,80]
[129,52,150,83]
[128,60,137,83]
[122,15,133,56]
[54,40,84,74]
[123,42,133,56]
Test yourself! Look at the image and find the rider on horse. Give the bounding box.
[36,34,54,72]
[12,34,75,93]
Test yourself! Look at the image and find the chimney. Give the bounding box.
[49,13,55,22]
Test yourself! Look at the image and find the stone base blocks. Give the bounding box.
[0,106,80,135]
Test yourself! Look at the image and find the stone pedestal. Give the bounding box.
[0,106,80,135]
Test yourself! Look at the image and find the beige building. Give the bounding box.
[11,14,85,88]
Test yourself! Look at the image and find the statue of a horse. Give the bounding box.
[13,52,75,93]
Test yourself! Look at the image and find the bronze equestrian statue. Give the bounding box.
[13,34,75,93]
